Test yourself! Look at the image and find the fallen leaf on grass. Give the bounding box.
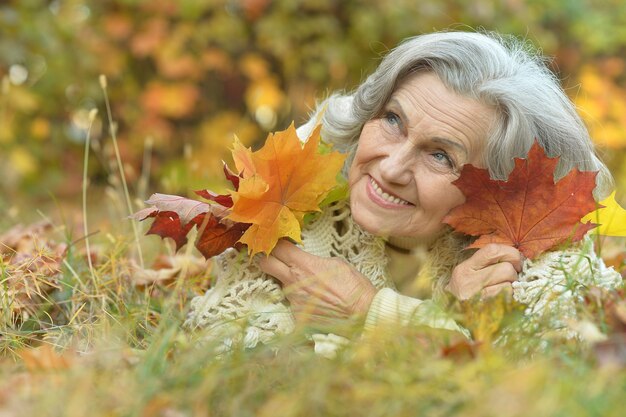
[582,288,626,367]
[458,294,513,348]
[0,220,53,256]
[440,339,482,360]
[584,287,626,332]
[129,253,210,287]
[444,141,598,259]
[17,344,75,372]
[0,221,67,321]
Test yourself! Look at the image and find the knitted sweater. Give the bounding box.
[184,199,623,355]
[185,100,622,354]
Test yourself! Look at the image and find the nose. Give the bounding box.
[379,143,415,185]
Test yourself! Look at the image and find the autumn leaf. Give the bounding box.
[193,214,250,257]
[440,339,481,360]
[0,221,67,321]
[227,123,346,256]
[193,162,240,207]
[581,191,626,236]
[195,189,234,208]
[0,220,55,256]
[18,345,75,372]
[133,193,248,258]
[443,141,598,259]
[129,254,210,287]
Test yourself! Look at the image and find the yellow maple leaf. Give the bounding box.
[227,123,346,256]
[581,191,626,236]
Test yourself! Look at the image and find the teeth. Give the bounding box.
[370,178,410,205]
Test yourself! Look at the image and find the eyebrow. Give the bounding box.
[387,98,468,157]
[432,137,468,157]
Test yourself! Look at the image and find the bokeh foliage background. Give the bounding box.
[2,2,626,415]
[1,0,626,223]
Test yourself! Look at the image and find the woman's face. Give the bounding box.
[348,71,496,241]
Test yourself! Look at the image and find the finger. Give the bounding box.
[271,239,312,266]
[483,261,519,286]
[472,244,523,272]
[481,282,513,299]
[258,255,293,285]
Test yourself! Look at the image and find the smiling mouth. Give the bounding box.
[368,177,412,205]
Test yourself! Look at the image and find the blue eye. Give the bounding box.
[432,151,454,167]
[384,111,400,126]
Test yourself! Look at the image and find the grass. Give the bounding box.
[1,211,625,417]
[1,79,625,417]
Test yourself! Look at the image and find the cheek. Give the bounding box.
[348,138,373,186]
[421,178,465,213]
[353,123,380,160]
[441,184,466,211]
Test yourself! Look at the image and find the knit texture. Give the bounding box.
[185,199,623,352]
[512,236,622,338]
[184,199,393,352]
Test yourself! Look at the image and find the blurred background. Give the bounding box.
[1,0,626,232]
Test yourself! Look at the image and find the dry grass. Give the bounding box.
[1,81,625,417]
[0,212,625,417]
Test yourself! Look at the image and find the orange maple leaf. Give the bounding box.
[443,141,598,259]
[227,123,346,256]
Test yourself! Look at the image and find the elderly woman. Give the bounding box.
[186,31,622,352]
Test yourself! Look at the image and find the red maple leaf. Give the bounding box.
[194,162,240,208]
[132,194,248,258]
[443,141,598,259]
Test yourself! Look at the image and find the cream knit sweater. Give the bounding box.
[185,107,622,354]
[185,199,468,353]
[184,198,622,355]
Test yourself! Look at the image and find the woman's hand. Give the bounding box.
[258,240,378,330]
[446,244,523,300]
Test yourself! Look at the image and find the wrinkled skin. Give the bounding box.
[259,240,378,331]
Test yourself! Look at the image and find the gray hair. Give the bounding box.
[314,31,613,198]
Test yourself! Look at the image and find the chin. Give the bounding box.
[350,198,378,235]
[350,201,394,237]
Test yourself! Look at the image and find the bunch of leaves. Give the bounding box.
[444,141,600,259]
[134,124,346,257]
